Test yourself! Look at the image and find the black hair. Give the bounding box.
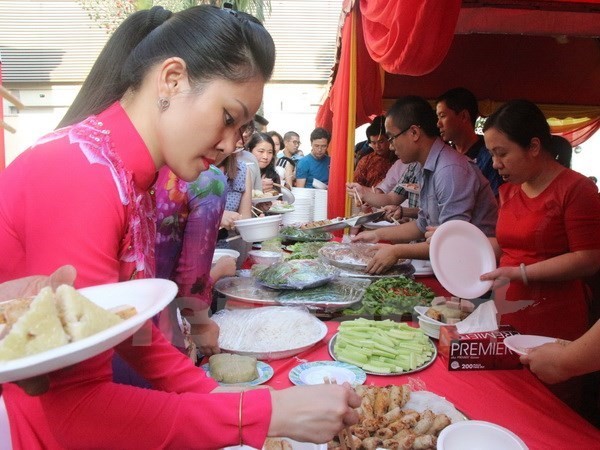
[483,99,557,160]
[283,131,299,141]
[267,130,284,150]
[436,87,479,127]
[246,132,280,189]
[310,127,331,143]
[366,115,386,139]
[58,5,275,128]
[551,135,573,168]
[386,96,440,138]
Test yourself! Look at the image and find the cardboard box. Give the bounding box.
[439,325,522,371]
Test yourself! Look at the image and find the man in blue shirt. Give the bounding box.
[352,96,498,274]
[436,87,503,196]
[295,127,331,188]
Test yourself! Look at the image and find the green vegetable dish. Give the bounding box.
[331,318,436,374]
[343,276,435,316]
[279,226,333,242]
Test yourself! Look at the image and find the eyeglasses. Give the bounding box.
[387,125,413,143]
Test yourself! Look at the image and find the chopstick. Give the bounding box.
[251,205,263,217]
[353,188,363,207]
[225,234,242,242]
[323,377,355,450]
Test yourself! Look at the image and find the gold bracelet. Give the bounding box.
[519,263,529,286]
[238,391,244,446]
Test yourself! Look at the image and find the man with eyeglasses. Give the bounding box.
[295,127,331,188]
[352,96,498,274]
[353,117,397,188]
[277,131,304,162]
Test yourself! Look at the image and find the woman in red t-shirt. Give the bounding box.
[481,100,600,341]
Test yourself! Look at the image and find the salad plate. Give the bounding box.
[289,361,366,386]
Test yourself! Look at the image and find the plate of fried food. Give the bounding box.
[0,279,177,383]
[326,384,466,449]
[252,190,282,204]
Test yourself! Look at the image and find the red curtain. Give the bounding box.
[553,118,600,148]
[360,0,461,75]
[318,0,461,218]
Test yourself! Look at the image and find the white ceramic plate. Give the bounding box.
[0,279,177,383]
[437,420,527,450]
[429,220,496,299]
[201,361,274,387]
[504,334,559,356]
[412,259,434,277]
[268,205,295,214]
[288,361,367,386]
[252,194,282,204]
[362,220,397,229]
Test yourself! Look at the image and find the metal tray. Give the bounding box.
[213,276,369,310]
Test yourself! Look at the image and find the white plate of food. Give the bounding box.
[503,334,562,356]
[362,220,398,229]
[0,279,177,383]
[201,361,274,387]
[430,220,496,299]
[288,361,367,386]
[326,385,466,449]
[212,307,328,361]
[226,438,326,450]
[252,194,282,205]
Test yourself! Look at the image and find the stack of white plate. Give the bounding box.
[283,188,314,225]
[313,189,328,221]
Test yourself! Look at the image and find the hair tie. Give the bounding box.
[147,5,172,30]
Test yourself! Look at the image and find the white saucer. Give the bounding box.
[504,334,559,356]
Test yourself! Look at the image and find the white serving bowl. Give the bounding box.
[211,249,240,267]
[248,250,283,266]
[437,420,528,450]
[312,178,328,189]
[234,215,282,243]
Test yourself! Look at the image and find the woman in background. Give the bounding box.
[480,99,600,341]
[247,132,281,195]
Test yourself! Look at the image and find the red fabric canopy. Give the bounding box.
[318,0,600,219]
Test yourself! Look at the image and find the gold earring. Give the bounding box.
[157,97,170,112]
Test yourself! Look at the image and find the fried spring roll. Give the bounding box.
[413,410,435,436]
[413,434,437,449]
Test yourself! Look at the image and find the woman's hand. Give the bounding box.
[190,320,220,357]
[423,225,438,243]
[0,265,77,301]
[480,266,520,287]
[365,244,398,274]
[520,341,571,384]
[220,210,242,230]
[350,230,378,244]
[210,256,237,281]
[269,384,361,443]
[261,177,274,194]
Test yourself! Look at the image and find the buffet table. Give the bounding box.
[263,321,600,450]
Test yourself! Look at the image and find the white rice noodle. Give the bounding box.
[213,306,324,352]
